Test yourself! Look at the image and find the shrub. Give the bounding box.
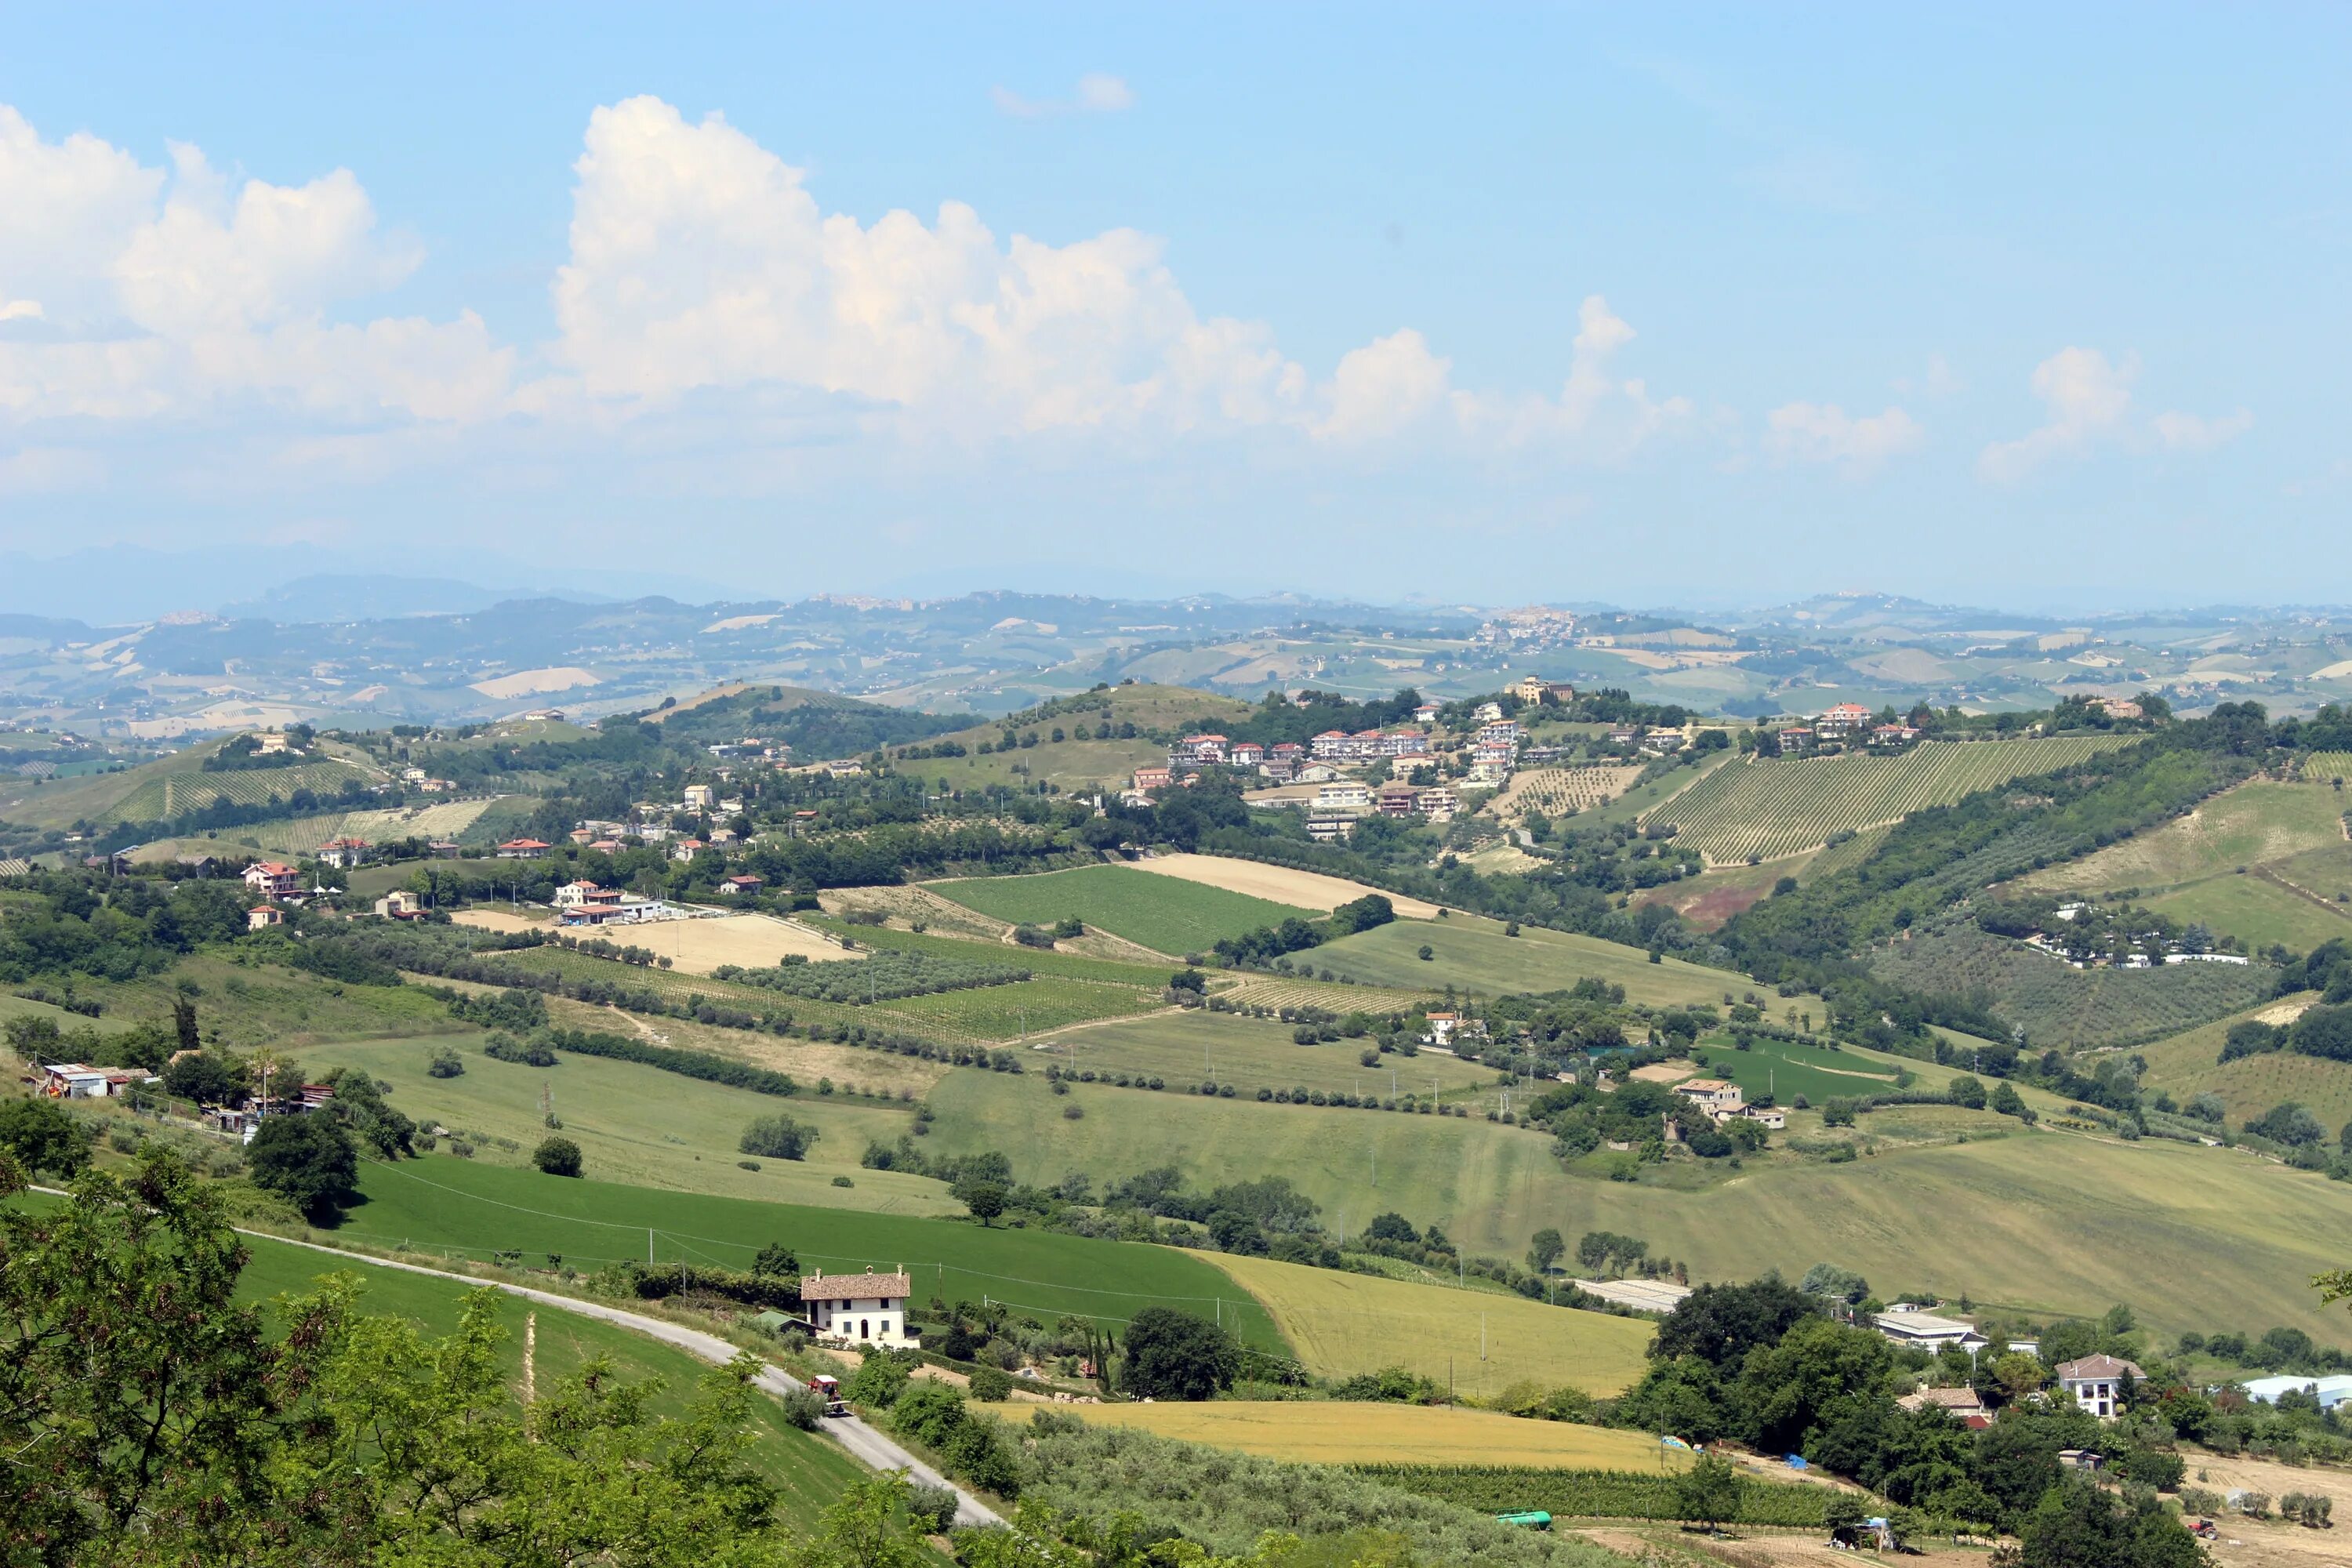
[968,1365,1012,1402]
[426,1047,465,1078]
[532,1137,583,1178]
[738,1114,817,1160]
[906,1483,960,1533]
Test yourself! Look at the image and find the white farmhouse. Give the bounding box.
[801,1269,916,1349]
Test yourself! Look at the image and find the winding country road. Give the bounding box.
[25,1183,1002,1530]
[249,1231,1004,1526]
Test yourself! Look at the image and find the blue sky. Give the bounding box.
[0,4,2344,610]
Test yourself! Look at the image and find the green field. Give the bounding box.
[869,975,1160,1037]
[324,1157,1288,1352]
[2007,779,2352,950]
[2014,779,2350,898]
[77,953,470,1050]
[922,1063,2352,1348]
[2143,874,2352,953]
[0,991,139,1036]
[299,1032,956,1215]
[808,918,1175,985]
[1203,1254,1653,1397]
[1314,914,1765,1007]
[1649,735,2136,863]
[1871,922,2277,1051]
[1040,1009,1498,1100]
[1690,1035,1900,1104]
[234,1232,866,1525]
[929,864,1316,956]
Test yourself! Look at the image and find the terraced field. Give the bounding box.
[1647,735,2136,863]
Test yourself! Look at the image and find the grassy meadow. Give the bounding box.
[1203,1254,1653,1397]
[2143,873,2352,953]
[1688,1035,1901,1105]
[328,1158,1289,1352]
[2006,778,2352,952]
[1037,1009,1499,1100]
[234,1233,867,1525]
[78,953,471,1050]
[297,1031,957,1215]
[928,864,1317,956]
[1064,1401,1671,1468]
[920,1063,2352,1347]
[1314,914,1767,1007]
[2013,779,2349,895]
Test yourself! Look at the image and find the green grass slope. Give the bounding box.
[333,1157,1288,1352]
[923,1066,2352,1348]
[299,1032,957,1216]
[1316,914,1759,1007]
[929,864,1316,956]
[234,1233,866,1523]
[1039,1009,1498,1100]
[2014,779,2349,895]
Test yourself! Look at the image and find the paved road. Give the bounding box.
[244,1229,1006,1526]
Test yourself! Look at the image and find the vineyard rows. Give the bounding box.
[1487,765,1644,822]
[114,760,382,824]
[1223,975,1436,1013]
[1647,735,2133,864]
[2303,752,2352,785]
[241,799,498,855]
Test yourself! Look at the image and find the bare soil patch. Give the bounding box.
[1123,853,1441,919]
[652,913,859,973]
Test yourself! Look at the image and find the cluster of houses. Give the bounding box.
[2017,903,2252,971]
[1772,702,1923,754]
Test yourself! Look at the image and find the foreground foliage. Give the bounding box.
[0,1148,946,1566]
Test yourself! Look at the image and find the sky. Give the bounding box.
[0,4,2346,612]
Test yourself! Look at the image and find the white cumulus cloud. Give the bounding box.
[1979,347,2252,482]
[1763,401,1923,475]
[0,95,1699,503]
[2153,408,2253,452]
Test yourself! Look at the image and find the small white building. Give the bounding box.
[1870,1308,1988,1353]
[801,1270,916,1348]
